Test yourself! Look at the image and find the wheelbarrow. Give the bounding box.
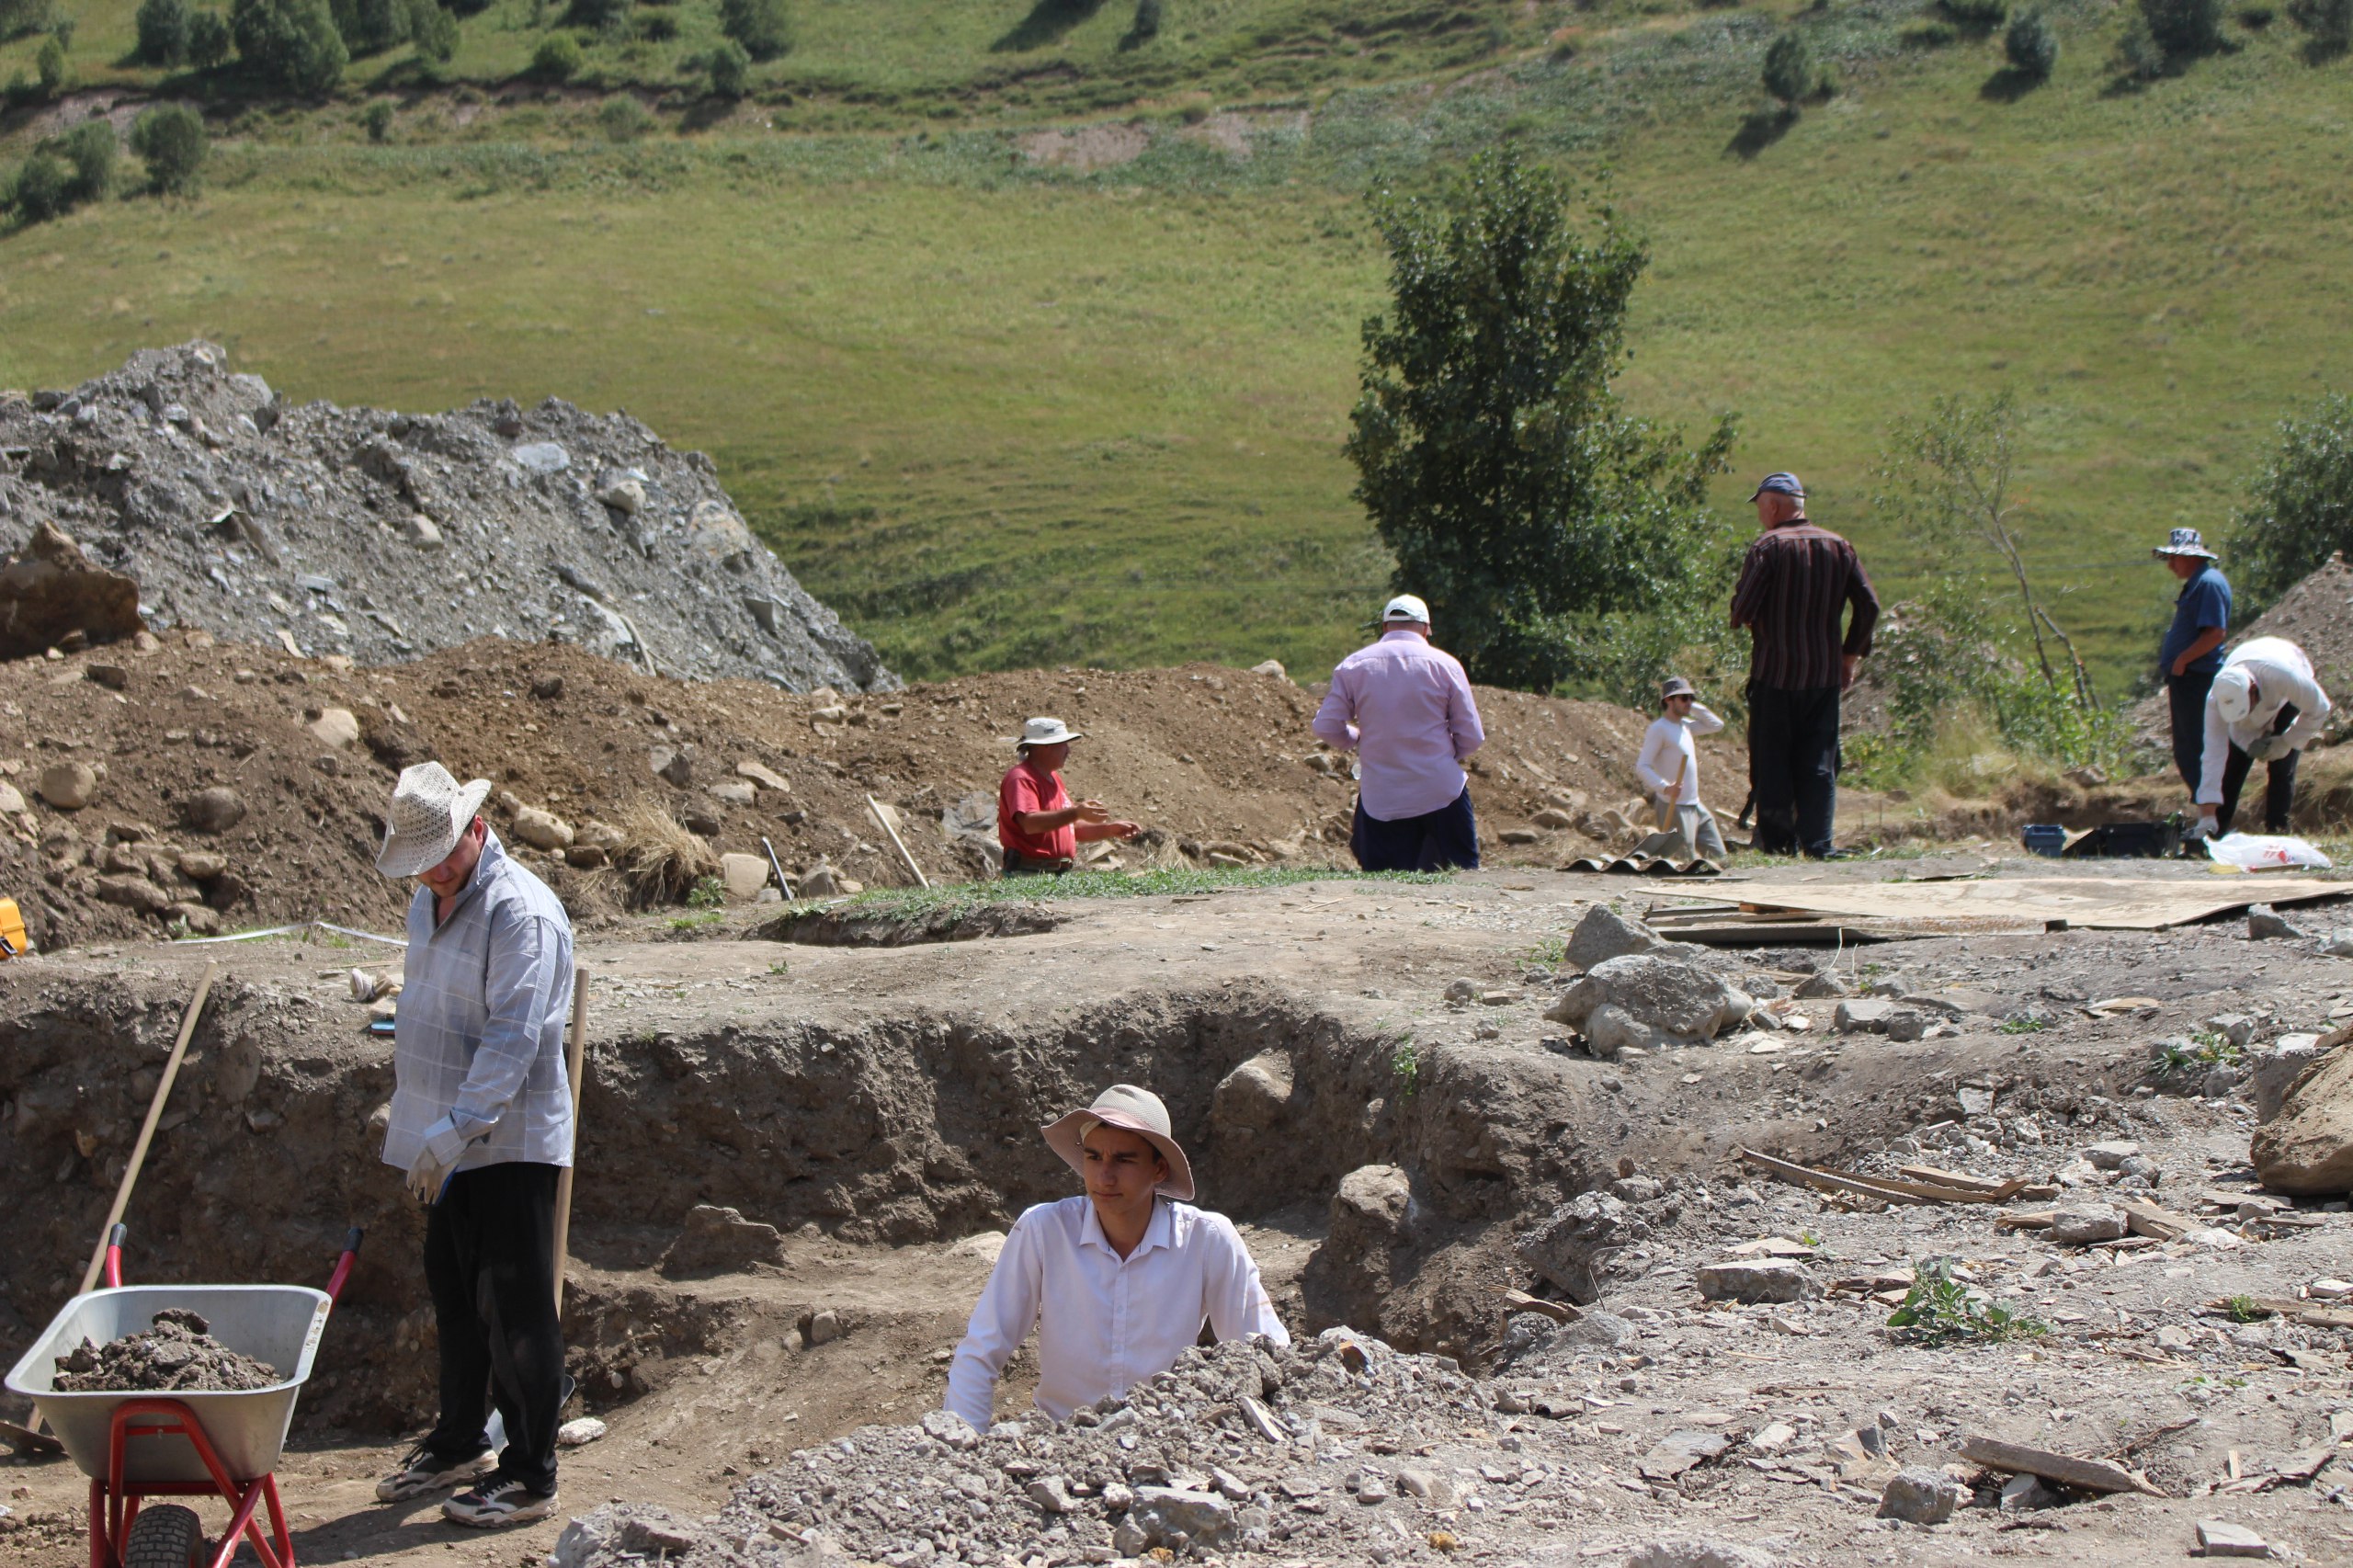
[3,1223,362,1568]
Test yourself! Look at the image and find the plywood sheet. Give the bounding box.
[1666,875,2349,931]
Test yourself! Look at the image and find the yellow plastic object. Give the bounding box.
[0,898,25,959]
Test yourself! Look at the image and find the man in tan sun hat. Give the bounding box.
[996,716,1142,876]
[942,1085,1288,1430]
[369,762,577,1529]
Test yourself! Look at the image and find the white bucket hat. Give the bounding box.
[375,761,494,878]
[1040,1085,1195,1201]
[1007,717,1084,750]
[2213,665,2256,726]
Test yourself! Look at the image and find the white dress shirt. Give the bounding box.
[943,1196,1288,1430]
[2200,637,2332,806]
[1634,703,1725,805]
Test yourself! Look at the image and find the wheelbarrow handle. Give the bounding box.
[104,1222,128,1290]
[324,1227,365,1304]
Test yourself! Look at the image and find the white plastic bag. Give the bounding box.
[2205,832,2333,871]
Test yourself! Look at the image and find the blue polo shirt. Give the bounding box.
[2161,564,2231,678]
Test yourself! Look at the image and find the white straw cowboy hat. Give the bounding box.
[1041,1085,1196,1201]
[1006,717,1085,750]
[375,761,494,878]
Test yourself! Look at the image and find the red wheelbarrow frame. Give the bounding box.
[83,1227,362,1568]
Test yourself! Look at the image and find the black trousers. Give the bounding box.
[2215,702,2301,836]
[1746,685,1841,857]
[423,1161,563,1492]
[1350,787,1481,872]
[2166,669,2216,796]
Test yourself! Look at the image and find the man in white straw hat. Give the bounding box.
[2195,636,2331,841]
[997,717,1142,876]
[1312,593,1485,871]
[369,762,577,1528]
[2153,527,2233,804]
[942,1085,1289,1430]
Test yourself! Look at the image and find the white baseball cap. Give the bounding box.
[2213,665,2256,726]
[1381,594,1430,625]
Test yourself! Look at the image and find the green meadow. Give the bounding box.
[3,0,2349,690]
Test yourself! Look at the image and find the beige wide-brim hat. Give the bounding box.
[1041,1084,1196,1201]
[375,761,494,878]
[1006,717,1085,749]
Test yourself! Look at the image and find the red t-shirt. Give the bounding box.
[999,759,1075,861]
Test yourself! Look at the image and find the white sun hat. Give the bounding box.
[1381,594,1431,625]
[2212,665,2256,727]
[374,761,494,878]
[1040,1084,1196,1201]
[1006,717,1085,749]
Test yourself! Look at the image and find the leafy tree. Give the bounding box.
[1345,149,1737,692]
[405,0,456,59]
[231,0,347,94]
[1761,31,1815,106]
[8,150,69,219]
[331,0,406,54]
[2005,9,2059,74]
[563,0,624,28]
[2133,0,2224,60]
[718,0,790,60]
[1125,0,1160,46]
[136,0,192,63]
[0,0,55,42]
[2286,0,2351,51]
[530,29,581,78]
[129,102,207,193]
[35,29,63,90]
[60,119,115,199]
[706,36,748,96]
[188,8,232,63]
[2113,9,2167,73]
[2231,393,2353,610]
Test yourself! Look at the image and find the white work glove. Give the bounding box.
[2247,735,2291,763]
[2189,812,2218,842]
[405,1145,457,1204]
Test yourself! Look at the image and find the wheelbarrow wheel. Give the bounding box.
[124,1504,207,1568]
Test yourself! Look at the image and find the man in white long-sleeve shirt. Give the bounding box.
[943,1085,1288,1431]
[1632,676,1728,862]
[2197,636,2332,839]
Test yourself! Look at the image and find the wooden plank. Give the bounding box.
[2211,1296,2353,1330]
[2115,1199,2198,1242]
[1897,1164,2015,1195]
[1959,1437,2161,1495]
[1679,874,2353,931]
[1738,1149,1938,1206]
[1499,1289,1580,1324]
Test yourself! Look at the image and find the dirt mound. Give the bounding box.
[0,342,892,692]
[0,632,1728,950]
[51,1307,280,1392]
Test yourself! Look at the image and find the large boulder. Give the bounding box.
[1212,1051,1294,1131]
[1564,903,1669,970]
[0,521,142,660]
[1301,1165,1414,1335]
[2252,1039,2353,1196]
[1544,952,1750,1055]
[1516,1190,1653,1303]
[657,1204,788,1278]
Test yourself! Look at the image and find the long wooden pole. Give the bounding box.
[81,961,217,1296]
[550,966,588,1316]
[868,794,928,889]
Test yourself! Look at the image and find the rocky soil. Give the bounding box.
[0,342,892,692]
[49,1306,280,1392]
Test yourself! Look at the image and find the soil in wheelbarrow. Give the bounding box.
[51,1308,280,1393]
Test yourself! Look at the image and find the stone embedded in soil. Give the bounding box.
[1620,1541,1780,1568]
[2052,1203,2131,1244]
[2252,1035,2353,1196]
[1518,1192,1653,1302]
[1695,1258,1822,1303]
[37,760,98,811]
[1546,952,1749,1054]
[1637,1428,1731,1482]
[1877,1468,1964,1524]
[2195,1517,2272,1557]
[51,1307,280,1392]
[0,520,143,661]
[1564,902,1669,970]
[2248,904,2303,940]
[2084,1140,2141,1169]
[658,1204,788,1278]
[178,785,246,834]
[1835,997,1894,1034]
[1793,970,1848,1000]
[509,806,575,851]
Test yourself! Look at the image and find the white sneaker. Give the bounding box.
[442,1471,559,1528]
[375,1445,494,1503]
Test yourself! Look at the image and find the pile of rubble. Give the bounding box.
[51,1307,281,1393]
[0,343,892,692]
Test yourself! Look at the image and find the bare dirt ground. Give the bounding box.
[6,858,2353,1566]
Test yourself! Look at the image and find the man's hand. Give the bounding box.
[405,1146,458,1205]
[1840,653,1860,692]
[1073,800,1111,825]
[1101,821,1142,840]
[2170,652,2192,676]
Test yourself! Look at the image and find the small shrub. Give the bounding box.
[1125,0,1161,45]
[1761,30,1815,105]
[8,150,70,220]
[2141,0,2225,56]
[406,0,456,58]
[597,93,650,138]
[1944,0,2006,24]
[359,97,393,139]
[685,874,725,909]
[2113,9,2168,72]
[633,10,673,38]
[2286,0,2349,46]
[1887,1259,2048,1344]
[2238,2,2274,20]
[230,0,349,94]
[0,0,56,41]
[128,102,206,193]
[613,801,721,908]
[136,0,192,62]
[717,0,790,60]
[529,29,581,78]
[34,30,64,90]
[2006,9,2059,74]
[563,0,624,28]
[60,119,114,199]
[188,8,231,63]
[50,13,69,44]
[706,36,747,96]
[1903,18,1959,43]
[331,0,407,54]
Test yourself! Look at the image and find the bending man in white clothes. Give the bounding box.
[1632,676,1728,862]
[943,1085,1289,1430]
[2196,635,2332,839]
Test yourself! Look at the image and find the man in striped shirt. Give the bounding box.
[1728,472,1880,858]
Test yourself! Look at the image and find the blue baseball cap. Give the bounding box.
[1750,472,1805,500]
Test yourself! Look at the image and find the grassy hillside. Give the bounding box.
[4,0,2350,692]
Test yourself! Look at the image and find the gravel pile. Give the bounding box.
[51,1307,281,1392]
[560,1331,1508,1568]
[0,343,893,692]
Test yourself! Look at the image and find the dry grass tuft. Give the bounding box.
[613,800,721,908]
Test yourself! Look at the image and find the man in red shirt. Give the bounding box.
[998,718,1142,876]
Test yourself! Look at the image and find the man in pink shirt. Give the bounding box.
[1312,595,1486,872]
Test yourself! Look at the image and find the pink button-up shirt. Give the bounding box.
[1312,630,1485,821]
[942,1196,1287,1430]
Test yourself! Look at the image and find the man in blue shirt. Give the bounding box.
[2155,528,2232,806]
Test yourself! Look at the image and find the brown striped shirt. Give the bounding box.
[1731,521,1881,691]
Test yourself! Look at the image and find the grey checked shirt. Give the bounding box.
[381,830,576,1175]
